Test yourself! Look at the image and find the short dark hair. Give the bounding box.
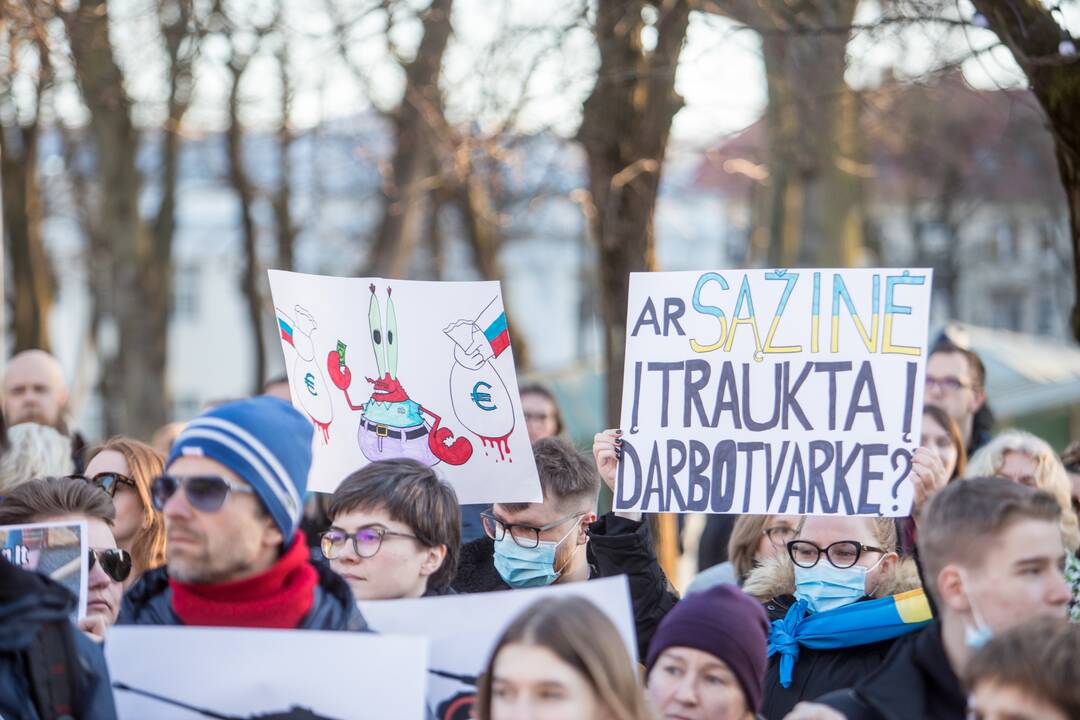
[0,476,116,526]
[930,338,986,391]
[327,460,460,592]
[965,617,1080,719]
[519,383,565,436]
[917,476,1062,607]
[501,437,599,514]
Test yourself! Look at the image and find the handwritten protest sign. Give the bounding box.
[616,269,933,517]
[107,627,428,719]
[358,576,635,720]
[1,520,88,620]
[268,270,542,503]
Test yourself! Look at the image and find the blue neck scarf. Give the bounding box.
[768,589,933,687]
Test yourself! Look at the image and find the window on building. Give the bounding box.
[1037,294,1058,336]
[172,266,201,320]
[990,291,1023,332]
[993,221,1019,261]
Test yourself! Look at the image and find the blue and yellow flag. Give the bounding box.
[768,589,933,687]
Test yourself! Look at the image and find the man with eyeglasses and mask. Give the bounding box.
[453,436,678,659]
[118,396,368,631]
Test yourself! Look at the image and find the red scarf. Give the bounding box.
[170,533,318,629]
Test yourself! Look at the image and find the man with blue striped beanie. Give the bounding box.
[118,396,367,631]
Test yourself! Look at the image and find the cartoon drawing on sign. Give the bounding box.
[276,305,334,443]
[327,285,473,466]
[444,297,516,461]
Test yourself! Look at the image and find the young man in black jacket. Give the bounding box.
[452,435,678,658]
[786,477,1071,720]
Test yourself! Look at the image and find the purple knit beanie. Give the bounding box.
[645,584,770,712]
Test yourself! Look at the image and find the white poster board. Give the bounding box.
[358,576,636,720]
[268,270,542,504]
[107,627,429,719]
[1,520,88,620]
[617,268,933,517]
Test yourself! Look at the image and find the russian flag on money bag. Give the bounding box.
[476,299,510,358]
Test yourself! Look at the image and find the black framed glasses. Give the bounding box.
[925,375,971,392]
[479,511,584,549]
[763,525,797,548]
[787,540,886,569]
[320,526,418,560]
[70,472,137,498]
[150,475,255,513]
[89,548,132,583]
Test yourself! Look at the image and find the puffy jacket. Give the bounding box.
[451,512,679,659]
[118,561,369,631]
[741,555,924,720]
[0,557,117,720]
[816,621,966,720]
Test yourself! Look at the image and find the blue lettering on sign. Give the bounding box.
[471,381,496,411]
[304,373,317,395]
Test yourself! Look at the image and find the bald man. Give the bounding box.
[2,350,86,471]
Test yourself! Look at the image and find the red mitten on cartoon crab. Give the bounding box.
[327,351,352,391]
[424,408,473,465]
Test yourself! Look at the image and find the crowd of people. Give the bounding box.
[1,337,1079,720]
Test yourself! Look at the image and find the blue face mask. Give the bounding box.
[959,570,993,649]
[493,521,579,589]
[794,557,881,614]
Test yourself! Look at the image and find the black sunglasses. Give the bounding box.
[70,472,138,498]
[89,548,132,583]
[151,474,255,513]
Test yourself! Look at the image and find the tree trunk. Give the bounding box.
[225,60,267,395]
[970,1,1080,341]
[1,122,53,352]
[273,20,296,272]
[578,0,690,427]
[364,0,454,278]
[65,0,169,438]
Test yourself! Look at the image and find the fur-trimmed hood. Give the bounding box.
[742,553,923,604]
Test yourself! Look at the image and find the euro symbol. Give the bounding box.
[470,381,496,411]
[304,372,317,395]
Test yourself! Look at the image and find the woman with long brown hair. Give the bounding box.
[477,596,653,720]
[81,437,167,588]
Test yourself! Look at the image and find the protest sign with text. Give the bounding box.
[107,627,429,719]
[358,576,635,720]
[268,270,542,504]
[616,268,933,517]
[1,520,88,620]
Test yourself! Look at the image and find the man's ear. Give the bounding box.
[936,565,970,614]
[972,387,986,412]
[261,515,285,550]
[419,544,448,577]
[577,512,597,545]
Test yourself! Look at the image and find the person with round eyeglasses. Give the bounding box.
[320,459,460,600]
[688,514,801,593]
[741,515,926,719]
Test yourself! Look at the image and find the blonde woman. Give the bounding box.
[0,422,74,494]
[967,430,1080,621]
[966,430,1080,551]
[80,438,167,588]
[477,596,653,720]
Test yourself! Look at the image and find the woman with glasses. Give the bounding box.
[321,459,460,600]
[0,476,133,641]
[80,438,166,588]
[741,515,924,719]
[687,514,800,593]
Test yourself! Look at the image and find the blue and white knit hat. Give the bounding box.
[166,396,312,538]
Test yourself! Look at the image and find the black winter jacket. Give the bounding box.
[451,512,679,659]
[117,561,369,631]
[816,621,966,720]
[0,558,117,720]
